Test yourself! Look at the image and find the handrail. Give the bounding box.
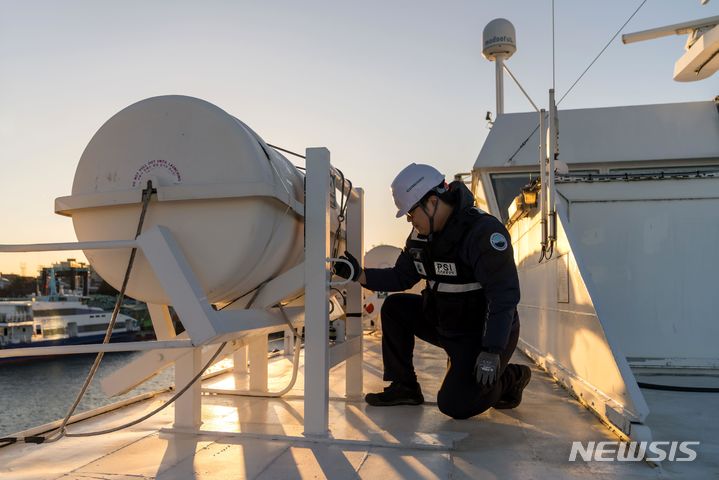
[0,339,193,358]
[0,239,138,253]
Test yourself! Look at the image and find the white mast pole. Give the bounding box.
[496,56,505,115]
[539,109,548,253]
[483,18,516,118]
[548,89,558,244]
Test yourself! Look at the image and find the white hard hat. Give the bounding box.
[390,163,445,218]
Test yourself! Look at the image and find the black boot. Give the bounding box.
[494,364,531,410]
[365,381,424,407]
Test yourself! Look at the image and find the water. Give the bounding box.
[0,353,174,437]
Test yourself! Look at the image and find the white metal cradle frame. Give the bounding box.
[0,147,366,441]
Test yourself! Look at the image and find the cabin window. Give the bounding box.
[490,172,538,222]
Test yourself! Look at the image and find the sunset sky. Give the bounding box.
[0,0,716,275]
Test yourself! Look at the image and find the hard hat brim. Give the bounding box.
[395,200,419,218]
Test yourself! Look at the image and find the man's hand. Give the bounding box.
[474,351,500,386]
[332,251,362,282]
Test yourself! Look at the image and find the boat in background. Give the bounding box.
[0,268,140,362]
[0,300,34,348]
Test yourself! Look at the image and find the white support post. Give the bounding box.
[304,147,331,437]
[174,347,203,429]
[495,56,505,115]
[233,346,249,374]
[248,334,268,392]
[137,226,218,345]
[283,328,295,356]
[345,187,364,399]
[147,304,176,340]
[333,318,345,343]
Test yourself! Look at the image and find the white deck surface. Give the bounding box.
[1,334,715,479]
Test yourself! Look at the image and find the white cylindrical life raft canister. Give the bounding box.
[364,245,402,270]
[55,95,308,306]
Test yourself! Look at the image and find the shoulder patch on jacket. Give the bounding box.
[489,232,508,251]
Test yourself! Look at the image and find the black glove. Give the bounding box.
[332,250,362,282]
[474,351,500,386]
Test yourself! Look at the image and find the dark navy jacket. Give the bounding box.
[363,182,520,351]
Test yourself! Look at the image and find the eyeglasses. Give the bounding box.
[406,202,422,220]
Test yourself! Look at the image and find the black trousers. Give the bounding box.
[380,293,520,419]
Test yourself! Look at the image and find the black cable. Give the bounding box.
[331,168,352,261]
[330,287,347,307]
[506,124,541,164]
[338,177,352,258]
[20,271,270,445]
[546,242,555,260]
[638,382,719,393]
[44,181,156,443]
[64,272,276,437]
[217,277,272,312]
[61,341,228,438]
[505,1,647,165]
[0,340,229,446]
[557,0,647,106]
[4,183,156,446]
[331,168,346,260]
[267,143,306,159]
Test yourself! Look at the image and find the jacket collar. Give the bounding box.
[424,181,475,246]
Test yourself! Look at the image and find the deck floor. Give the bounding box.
[1,334,714,479]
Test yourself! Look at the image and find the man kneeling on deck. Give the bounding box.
[333,163,531,419]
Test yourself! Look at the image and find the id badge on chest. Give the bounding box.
[409,248,427,276]
[434,262,458,276]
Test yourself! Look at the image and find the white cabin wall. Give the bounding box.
[509,202,649,437]
[470,169,491,213]
[559,178,719,367]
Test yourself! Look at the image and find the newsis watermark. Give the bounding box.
[569,441,700,462]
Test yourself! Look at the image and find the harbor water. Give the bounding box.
[0,353,175,437]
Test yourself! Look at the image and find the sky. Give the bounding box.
[0,0,716,276]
